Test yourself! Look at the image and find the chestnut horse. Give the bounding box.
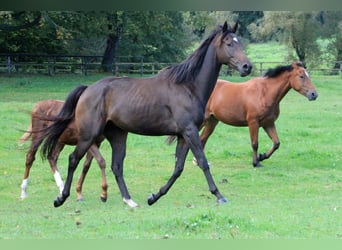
[199,62,318,167]
[41,22,252,208]
[19,100,108,202]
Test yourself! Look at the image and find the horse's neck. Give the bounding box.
[263,74,292,105]
[194,46,222,105]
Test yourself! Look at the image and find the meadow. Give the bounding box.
[0,41,341,239]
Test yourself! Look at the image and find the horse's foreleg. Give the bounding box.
[87,144,108,202]
[186,126,227,204]
[194,116,219,165]
[260,125,280,162]
[248,122,261,167]
[148,137,189,205]
[107,129,137,208]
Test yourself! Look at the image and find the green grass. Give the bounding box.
[247,42,290,63]
[0,72,341,239]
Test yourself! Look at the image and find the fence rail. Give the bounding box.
[1,53,342,77]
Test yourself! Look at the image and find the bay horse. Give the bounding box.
[19,100,108,202]
[199,62,318,167]
[41,21,252,208]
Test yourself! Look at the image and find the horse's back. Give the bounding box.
[75,75,194,135]
[33,100,64,116]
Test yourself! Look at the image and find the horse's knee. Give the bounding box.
[69,153,79,168]
[173,166,184,178]
[195,157,210,171]
[98,158,106,169]
[26,153,35,167]
[111,164,123,177]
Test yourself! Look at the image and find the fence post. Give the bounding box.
[47,56,51,76]
[82,56,88,76]
[7,56,11,74]
[140,56,144,76]
[259,62,263,76]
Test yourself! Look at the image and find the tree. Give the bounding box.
[248,11,323,66]
[0,11,221,72]
[0,11,68,54]
[318,11,342,71]
[232,11,263,41]
[100,11,126,72]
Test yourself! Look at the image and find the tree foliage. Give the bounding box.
[2,11,342,70]
[248,11,324,66]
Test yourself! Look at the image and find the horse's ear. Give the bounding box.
[232,21,239,33]
[222,21,228,33]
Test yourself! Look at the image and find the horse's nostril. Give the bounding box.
[243,63,252,73]
[309,91,318,100]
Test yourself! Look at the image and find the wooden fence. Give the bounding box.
[1,53,342,77]
[0,54,173,76]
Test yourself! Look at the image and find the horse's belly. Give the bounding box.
[214,110,248,127]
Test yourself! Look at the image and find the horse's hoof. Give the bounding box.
[258,153,267,161]
[100,196,107,203]
[253,161,263,168]
[123,198,138,208]
[77,198,84,202]
[217,197,228,204]
[54,196,64,207]
[147,194,155,206]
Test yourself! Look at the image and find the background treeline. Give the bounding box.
[1,11,342,71]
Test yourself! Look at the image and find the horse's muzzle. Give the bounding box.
[307,90,318,101]
[239,63,253,77]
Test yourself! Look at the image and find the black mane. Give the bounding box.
[264,62,304,78]
[162,25,234,84]
[264,65,293,78]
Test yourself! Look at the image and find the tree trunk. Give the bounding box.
[101,34,121,72]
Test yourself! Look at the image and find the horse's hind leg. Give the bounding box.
[194,115,219,165]
[259,124,280,162]
[88,144,108,202]
[47,143,65,195]
[105,127,137,208]
[21,144,37,199]
[54,139,92,207]
[76,144,108,202]
[20,136,43,199]
[200,115,219,148]
[75,151,93,201]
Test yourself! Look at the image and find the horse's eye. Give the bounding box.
[227,43,232,47]
[299,75,304,79]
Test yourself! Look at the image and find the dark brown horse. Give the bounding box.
[199,62,318,167]
[19,100,108,203]
[41,22,252,208]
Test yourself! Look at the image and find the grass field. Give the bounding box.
[0,66,341,239]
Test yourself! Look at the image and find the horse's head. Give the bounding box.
[290,62,318,101]
[215,21,252,77]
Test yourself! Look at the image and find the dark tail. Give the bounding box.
[41,85,88,159]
